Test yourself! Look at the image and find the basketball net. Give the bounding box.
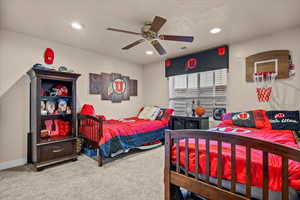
[253,72,277,103]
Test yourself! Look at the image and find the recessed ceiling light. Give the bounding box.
[145,51,154,55]
[71,22,83,30]
[210,27,222,34]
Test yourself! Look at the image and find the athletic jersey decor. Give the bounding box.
[89,72,137,103]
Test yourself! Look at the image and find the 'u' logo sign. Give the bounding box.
[113,79,126,94]
[185,58,197,71]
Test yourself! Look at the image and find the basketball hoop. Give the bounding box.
[253,72,277,102]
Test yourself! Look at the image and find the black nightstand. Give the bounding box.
[169,115,209,130]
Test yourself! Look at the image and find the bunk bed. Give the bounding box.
[164,119,300,200]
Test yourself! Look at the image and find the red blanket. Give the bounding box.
[99,117,167,146]
[171,123,300,191]
[79,117,167,145]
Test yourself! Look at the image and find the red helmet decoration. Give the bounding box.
[54,85,68,96]
[44,48,55,65]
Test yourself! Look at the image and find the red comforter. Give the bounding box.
[171,123,300,191]
[79,117,167,144]
[99,117,167,146]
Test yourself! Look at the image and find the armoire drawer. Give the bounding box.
[38,140,75,163]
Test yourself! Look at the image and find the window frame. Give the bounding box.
[169,69,227,117]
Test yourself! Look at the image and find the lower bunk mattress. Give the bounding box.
[171,125,300,199]
[172,169,300,200]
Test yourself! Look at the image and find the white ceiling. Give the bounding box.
[1,0,300,65]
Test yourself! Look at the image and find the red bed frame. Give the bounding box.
[78,114,104,166]
[77,114,166,166]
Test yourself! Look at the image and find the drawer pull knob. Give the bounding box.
[53,148,64,153]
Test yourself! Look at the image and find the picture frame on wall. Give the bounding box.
[89,72,137,103]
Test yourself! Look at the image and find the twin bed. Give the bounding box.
[78,106,172,166]
[165,111,300,200]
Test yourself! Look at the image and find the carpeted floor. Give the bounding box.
[0,147,165,200]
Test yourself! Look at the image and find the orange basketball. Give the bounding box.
[195,106,205,116]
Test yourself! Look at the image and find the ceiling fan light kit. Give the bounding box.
[107,16,194,55]
[71,22,83,30]
[210,27,222,34]
[145,51,154,55]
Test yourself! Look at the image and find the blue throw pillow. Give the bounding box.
[266,110,300,130]
[156,109,166,120]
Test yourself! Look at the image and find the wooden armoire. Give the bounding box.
[27,68,81,170]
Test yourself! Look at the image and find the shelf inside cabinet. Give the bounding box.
[41,96,72,101]
[41,114,72,120]
[38,135,75,145]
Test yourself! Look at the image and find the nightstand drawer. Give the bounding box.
[38,141,75,163]
[185,120,199,129]
[173,118,185,129]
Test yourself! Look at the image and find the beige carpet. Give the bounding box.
[0,147,164,200]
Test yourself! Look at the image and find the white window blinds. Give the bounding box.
[200,71,214,88]
[169,69,227,117]
[174,75,187,89]
[187,73,198,89]
[215,69,227,86]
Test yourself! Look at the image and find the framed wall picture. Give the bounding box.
[89,72,138,103]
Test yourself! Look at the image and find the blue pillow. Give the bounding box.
[266,110,300,130]
[156,109,166,120]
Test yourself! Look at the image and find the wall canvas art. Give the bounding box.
[89,73,137,103]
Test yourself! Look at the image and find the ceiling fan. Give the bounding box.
[107,16,194,55]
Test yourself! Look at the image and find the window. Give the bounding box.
[174,75,187,89]
[169,69,227,117]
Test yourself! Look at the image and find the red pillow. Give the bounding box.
[160,109,174,124]
[80,104,96,117]
[261,110,272,129]
[96,115,106,121]
[80,104,106,122]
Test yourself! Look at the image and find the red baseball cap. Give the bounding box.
[44,48,54,64]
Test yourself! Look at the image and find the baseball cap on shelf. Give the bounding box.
[44,48,55,65]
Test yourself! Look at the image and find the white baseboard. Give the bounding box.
[0,158,27,170]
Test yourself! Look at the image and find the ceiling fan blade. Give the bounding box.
[122,39,145,50]
[151,40,166,55]
[107,28,142,36]
[159,35,194,42]
[149,16,167,33]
